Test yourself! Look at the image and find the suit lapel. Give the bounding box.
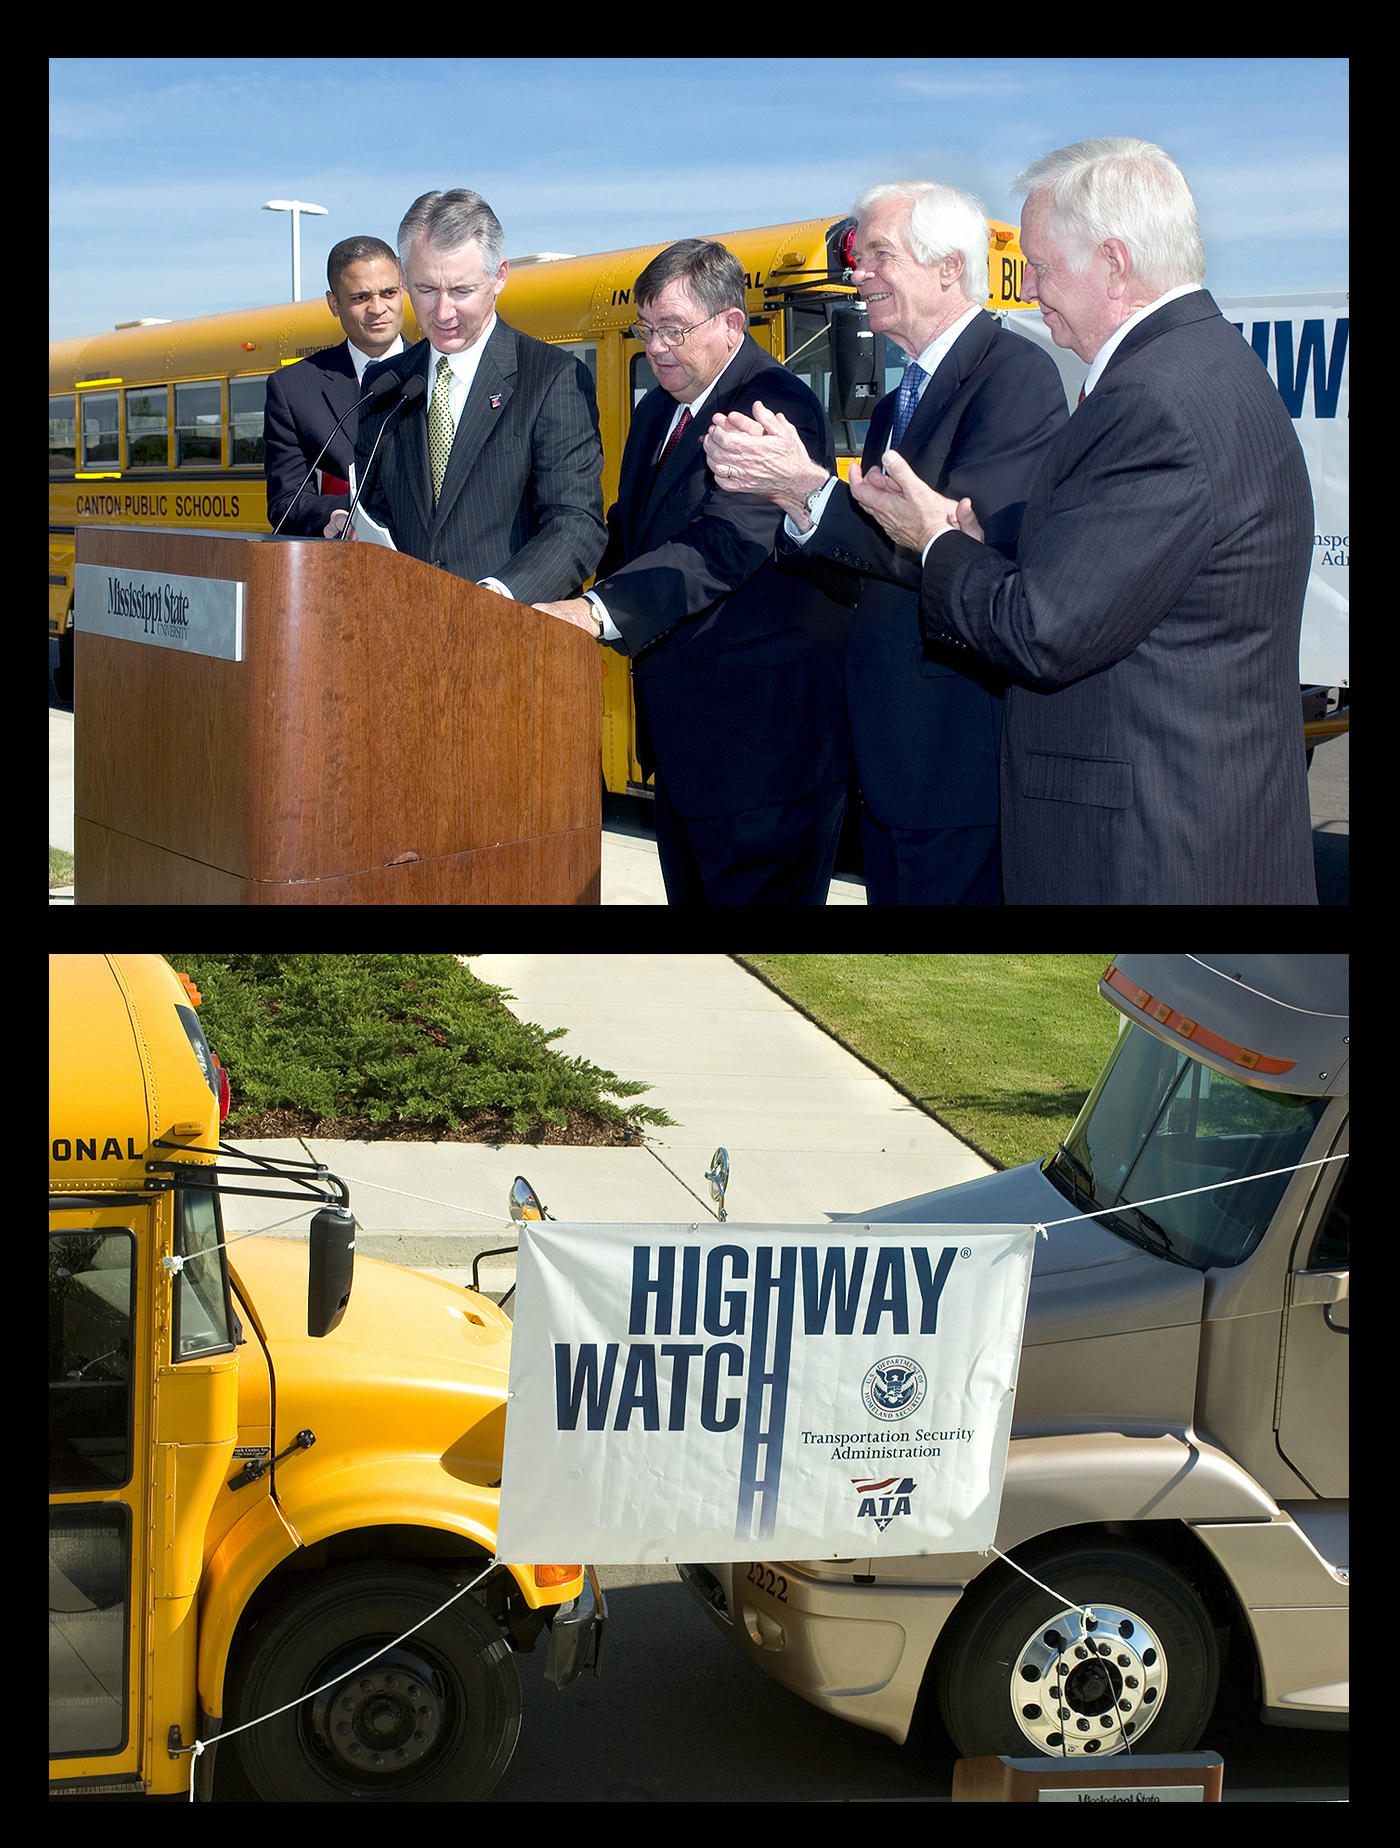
[1100,288,1219,380]
[396,344,434,535]
[637,337,768,547]
[316,341,359,425]
[433,319,517,531]
[622,391,676,551]
[896,311,995,458]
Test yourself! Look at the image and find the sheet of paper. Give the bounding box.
[346,464,396,548]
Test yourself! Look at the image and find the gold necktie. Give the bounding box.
[429,354,454,505]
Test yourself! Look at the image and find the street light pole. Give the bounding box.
[262,200,329,302]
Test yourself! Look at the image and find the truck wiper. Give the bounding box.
[1046,1142,1101,1211]
[1115,1202,1195,1267]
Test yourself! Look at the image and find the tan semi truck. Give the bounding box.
[682,953,1348,1761]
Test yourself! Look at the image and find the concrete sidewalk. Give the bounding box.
[220,953,992,1290]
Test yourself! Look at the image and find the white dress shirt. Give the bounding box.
[787,302,984,543]
[347,334,405,381]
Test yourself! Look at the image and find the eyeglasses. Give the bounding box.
[628,311,720,349]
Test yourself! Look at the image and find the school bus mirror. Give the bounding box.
[307,1206,356,1337]
[829,301,883,420]
[509,1175,547,1222]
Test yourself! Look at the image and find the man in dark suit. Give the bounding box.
[350,189,604,604]
[263,236,405,536]
[848,139,1316,905]
[705,182,1067,904]
[532,239,852,905]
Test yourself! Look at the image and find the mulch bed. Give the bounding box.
[223,1105,646,1147]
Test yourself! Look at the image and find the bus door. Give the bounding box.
[49,1197,154,1788]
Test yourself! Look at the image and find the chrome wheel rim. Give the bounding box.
[1010,1602,1168,1756]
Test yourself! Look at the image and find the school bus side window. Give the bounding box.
[50,395,76,471]
[174,1189,235,1359]
[175,380,222,467]
[80,391,119,469]
[630,352,658,411]
[48,1230,135,1490]
[125,386,169,468]
[230,376,268,466]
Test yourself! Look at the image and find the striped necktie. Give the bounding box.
[890,361,927,449]
[656,406,691,473]
[429,354,454,505]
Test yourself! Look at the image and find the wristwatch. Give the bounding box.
[804,478,831,521]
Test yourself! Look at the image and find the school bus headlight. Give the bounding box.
[535,1564,582,1588]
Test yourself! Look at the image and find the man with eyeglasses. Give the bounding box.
[533,239,851,906]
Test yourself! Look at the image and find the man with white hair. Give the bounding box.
[704,180,1066,904]
[844,139,1317,905]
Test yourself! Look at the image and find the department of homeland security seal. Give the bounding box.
[861,1355,928,1421]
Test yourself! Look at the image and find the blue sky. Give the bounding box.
[50,58,1347,341]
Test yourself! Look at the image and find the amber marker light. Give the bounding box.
[534,1565,582,1588]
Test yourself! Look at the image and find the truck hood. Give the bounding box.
[849,1160,1203,1346]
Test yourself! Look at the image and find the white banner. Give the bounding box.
[497,1222,1035,1565]
[1007,293,1349,687]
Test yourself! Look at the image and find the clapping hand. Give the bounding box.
[848,449,984,551]
[701,400,830,522]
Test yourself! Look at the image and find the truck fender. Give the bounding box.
[991,1426,1279,1554]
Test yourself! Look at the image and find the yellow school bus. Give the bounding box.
[49,953,603,1800]
[48,214,1030,790]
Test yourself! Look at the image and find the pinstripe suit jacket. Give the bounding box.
[921,290,1316,905]
[354,322,606,603]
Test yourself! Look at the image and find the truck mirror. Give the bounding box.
[307,1206,355,1337]
[509,1176,548,1222]
[707,1148,730,1222]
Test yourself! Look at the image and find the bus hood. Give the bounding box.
[848,1159,1204,1346]
[228,1237,513,1520]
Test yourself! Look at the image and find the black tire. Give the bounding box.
[229,1564,521,1801]
[934,1538,1219,1760]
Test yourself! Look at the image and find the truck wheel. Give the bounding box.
[934,1539,1219,1760]
[229,1564,521,1801]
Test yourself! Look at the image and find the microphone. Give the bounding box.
[338,372,427,542]
[270,368,404,536]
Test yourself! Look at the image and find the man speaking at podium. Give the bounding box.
[264,235,405,536]
[349,189,606,604]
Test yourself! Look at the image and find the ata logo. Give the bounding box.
[861,1354,927,1421]
[852,1474,917,1531]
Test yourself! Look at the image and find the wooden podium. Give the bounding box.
[73,529,602,904]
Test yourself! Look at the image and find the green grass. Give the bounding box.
[735,954,1120,1170]
[164,952,674,1143]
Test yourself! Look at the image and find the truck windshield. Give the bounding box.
[1054,1024,1329,1269]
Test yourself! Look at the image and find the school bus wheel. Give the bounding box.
[228,1563,522,1801]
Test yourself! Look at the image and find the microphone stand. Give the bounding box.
[339,373,426,541]
[270,368,402,536]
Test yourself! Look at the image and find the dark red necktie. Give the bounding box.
[655,407,691,470]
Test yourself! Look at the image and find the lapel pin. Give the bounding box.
[489,393,503,409]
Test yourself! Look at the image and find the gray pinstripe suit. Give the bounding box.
[354,323,606,602]
[921,290,1316,905]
